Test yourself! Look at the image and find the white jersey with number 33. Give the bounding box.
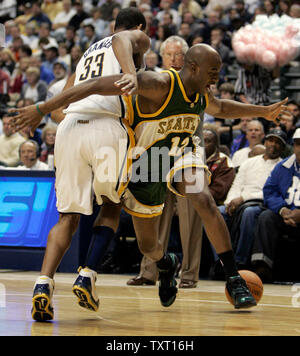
[64,35,124,117]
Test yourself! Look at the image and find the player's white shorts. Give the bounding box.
[122,148,210,218]
[54,112,134,215]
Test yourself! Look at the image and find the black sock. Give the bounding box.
[85,226,115,271]
[156,254,172,271]
[218,250,239,280]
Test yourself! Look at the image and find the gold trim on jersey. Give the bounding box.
[166,163,211,197]
[135,70,175,118]
[116,118,136,197]
[123,95,134,126]
[204,92,209,106]
[129,188,165,209]
[123,206,163,218]
[171,69,200,106]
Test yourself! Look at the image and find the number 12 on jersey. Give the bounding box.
[79,53,105,81]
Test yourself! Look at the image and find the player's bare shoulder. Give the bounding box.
[137,70,171,98]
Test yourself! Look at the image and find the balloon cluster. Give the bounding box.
[232,14,300,70]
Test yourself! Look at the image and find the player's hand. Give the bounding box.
[8,105,42,137]
[114,73,138,96]
[263,98,290,122]
[280,207,298,227]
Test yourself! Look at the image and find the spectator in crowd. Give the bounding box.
[52,0,77,41]
[199,10,223,42]
[70,45,83,74]
[30,55,55,85]
[5,23,31,47]
[47,60,69,97]
[234,0,253,24]
[209,27,231,68]
[204,124,236,206]
[64,26,77,53]
[0,48,16,75]
[42,43,59,72]
[289,4,300,18]
[14,140,49,170]
[264,0,276,16]
[178,22,193,47]
[10,57,31,95]
[230,117,253,156]
[68,0,90,31]
[81,8,110,40]
[79,24,101,52]
[0,67,10,95]
[10,36,24,63]
[20,66,48,103]
[19,44,33,59]
[14,3,34,35]
[41,0,64,23]
[251,129,300,282]
[27,0,52,28]
[213,82,243,147]
[40,122,57,165]
[155,0,180,27]
[57,42,71,67]
[279,111,297,145]
[178,0,203,19]
[0,113,26,167]
[159,35,188,71]
[23,23,40,54]
[158,11,177,35]
[99,0,121,22]
[214,128,286,273]
[152,24,175,54]
[235,62,273,106]
[287,100,300,127]
[231,119,265,168]
[145,50,161,72]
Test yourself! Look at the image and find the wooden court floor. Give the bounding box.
[0,270,299,336]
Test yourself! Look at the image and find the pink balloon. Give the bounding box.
[285,24,299,39]
[261,50,277,69]
[245,43,257,63]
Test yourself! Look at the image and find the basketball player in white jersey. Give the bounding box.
[25,8,150,322]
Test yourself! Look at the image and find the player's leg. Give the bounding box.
[72,116,130,311]
[32,213,80,321]
[132,215,178,307]
[32,113,95,321]
[72,200,122,311]
[176,167,256,309]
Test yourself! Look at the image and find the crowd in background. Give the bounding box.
[1,0,300,283]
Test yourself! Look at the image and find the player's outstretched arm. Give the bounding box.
[9,74,124,135]
[205,92,289,122]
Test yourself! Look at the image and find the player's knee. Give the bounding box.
[187,190,216,215]
[138,239,156,257]
[59,213,80,234]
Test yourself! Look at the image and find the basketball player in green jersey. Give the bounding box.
[11,44,288,310]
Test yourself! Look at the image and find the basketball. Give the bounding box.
[225,270,264,305]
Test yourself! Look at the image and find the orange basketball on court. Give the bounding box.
[225,270,264,305]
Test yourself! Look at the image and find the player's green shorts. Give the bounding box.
[122,149,211,218]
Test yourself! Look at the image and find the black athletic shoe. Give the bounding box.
[157,253,178,307]
[226,275,257,309]
[31,276,54,322]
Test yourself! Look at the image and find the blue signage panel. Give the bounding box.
[0,170,59,247]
